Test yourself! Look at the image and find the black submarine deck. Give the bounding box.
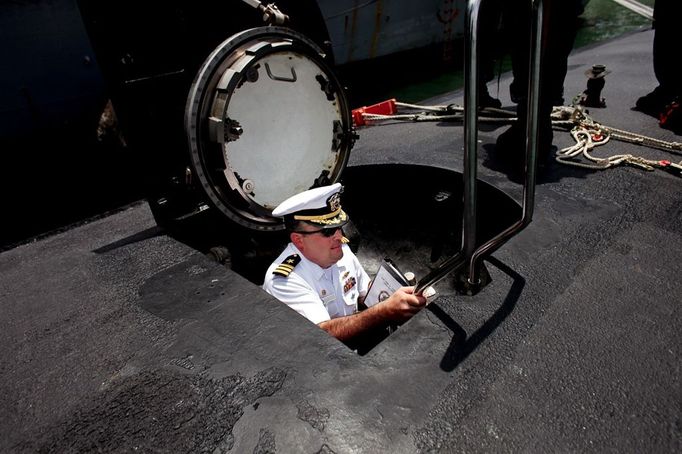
[1,29,680,452]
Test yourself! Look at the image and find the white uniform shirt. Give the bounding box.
[262,243,371,325]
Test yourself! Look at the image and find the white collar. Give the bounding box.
[290,243,334,282]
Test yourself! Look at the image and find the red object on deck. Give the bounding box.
[351,98,397,126]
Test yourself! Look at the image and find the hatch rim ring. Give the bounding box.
[185,26,353,232]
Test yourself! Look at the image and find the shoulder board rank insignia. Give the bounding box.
[341,236,350,244]
[273,254,301,277]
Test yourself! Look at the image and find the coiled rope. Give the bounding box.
[551,105,682,173]
[359,101,682,175]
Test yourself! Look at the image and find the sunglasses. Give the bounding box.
[293,226,343,237]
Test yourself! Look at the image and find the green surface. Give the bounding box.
[575,0,653,48]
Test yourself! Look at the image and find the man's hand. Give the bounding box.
[376,286,427,323]
[318,286,427,342]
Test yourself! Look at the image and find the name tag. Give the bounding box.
[321,294,336,307]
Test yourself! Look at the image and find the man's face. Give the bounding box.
[291,223,344,269]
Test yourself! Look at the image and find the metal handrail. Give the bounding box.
[415,0,543,294]
[467,0,542,284]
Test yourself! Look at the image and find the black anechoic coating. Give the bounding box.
[33,367,286,454]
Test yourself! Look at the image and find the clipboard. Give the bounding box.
[363,258,409,308]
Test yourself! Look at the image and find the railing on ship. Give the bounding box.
[415,0,544,295]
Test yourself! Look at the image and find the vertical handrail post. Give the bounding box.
[462,0,482,276]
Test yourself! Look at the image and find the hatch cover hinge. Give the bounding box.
[240,0,289,25]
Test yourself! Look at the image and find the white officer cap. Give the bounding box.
[272,183,349,228]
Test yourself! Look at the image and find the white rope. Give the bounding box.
[359,101,682,175]
[555,127,661,171]
[395,101,450,112]
[553,107,682,174]
[362,112,514,123]
[554,105,682,154]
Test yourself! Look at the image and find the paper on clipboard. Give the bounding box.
[363,259,409,308]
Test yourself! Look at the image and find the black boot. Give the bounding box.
[634,86,675,118]
[480,85,502,109]
[495,113,553,173]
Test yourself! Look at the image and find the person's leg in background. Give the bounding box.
[634,0,682,118]
[496,0,583,168]
[478,0,505,108]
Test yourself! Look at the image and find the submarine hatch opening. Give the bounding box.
[168,13,537,353]
[342,164,521,298]
[170,163,522,354]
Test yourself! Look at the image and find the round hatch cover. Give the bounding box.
[186,27,354,231]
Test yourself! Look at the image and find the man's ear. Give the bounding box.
[290,232,304,249]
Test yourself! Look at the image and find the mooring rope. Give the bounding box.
[362,101,516,123]
[551,105,682,174]
[359,101,682,175]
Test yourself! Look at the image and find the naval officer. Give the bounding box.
[262,183,426,343]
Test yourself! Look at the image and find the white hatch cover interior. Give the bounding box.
[186,27,354,231]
